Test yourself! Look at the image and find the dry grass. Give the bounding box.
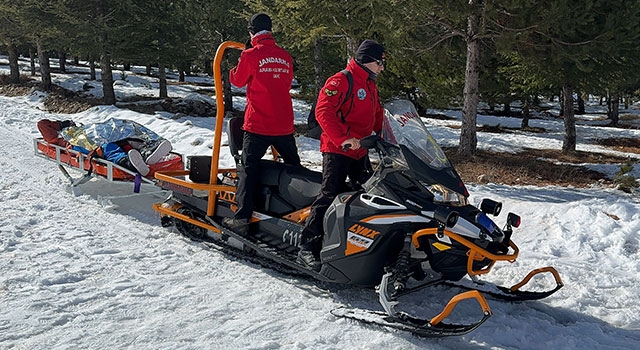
[445,148,628,187]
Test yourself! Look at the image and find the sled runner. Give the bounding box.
[152,41,563,337]
[34,138,184,188]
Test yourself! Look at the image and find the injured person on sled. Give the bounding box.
[37,118,173,176]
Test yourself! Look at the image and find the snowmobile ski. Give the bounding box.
[331,296,491,338]
[442,267,564,302]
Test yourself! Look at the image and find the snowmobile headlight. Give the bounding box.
[480,198,502,216]
[426,184,469,207]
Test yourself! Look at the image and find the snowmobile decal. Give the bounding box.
[432,242,452,251]
[361,214,431,225]
[345,231,374,255]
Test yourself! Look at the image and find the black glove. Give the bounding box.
[60,120,76,128]
[245,38,252,50]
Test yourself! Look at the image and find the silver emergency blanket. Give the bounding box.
[61,118,163,151]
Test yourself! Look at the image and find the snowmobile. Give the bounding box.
[152,41,563,337]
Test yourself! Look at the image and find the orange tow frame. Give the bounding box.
[412,227,563,293]
[412,227,519,276]
[153,41,245,221]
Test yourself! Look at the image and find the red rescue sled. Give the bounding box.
[34,138,184,187]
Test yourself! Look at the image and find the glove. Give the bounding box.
[60,120,76,129]
[245,38,252,50]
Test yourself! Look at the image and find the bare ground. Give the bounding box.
[3,78,639,189]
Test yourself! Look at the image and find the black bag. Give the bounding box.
[306,69,353,139]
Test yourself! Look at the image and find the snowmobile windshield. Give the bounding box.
[381,100,451,171]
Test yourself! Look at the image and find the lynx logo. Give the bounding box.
[348,223,380,239]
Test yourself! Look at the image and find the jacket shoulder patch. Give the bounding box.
[324,88,338,97]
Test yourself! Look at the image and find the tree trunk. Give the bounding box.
[607,93,619,126]
[313,37,323,96]
[59,51,66,73]
[29,48,36,76]
[521,96,531,129]
[577,92,585,114]
[204,60,212,76]
[89,60,96,80]
[36,39,52,91]
[146,64,152,76]
[458,4,481,157]
[7,44,20,83]
[561,84,576,154]
[100,51,116,105]
[223,59,233,112]
[159,63,168,98]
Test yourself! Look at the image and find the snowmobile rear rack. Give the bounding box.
[153,41,245,217]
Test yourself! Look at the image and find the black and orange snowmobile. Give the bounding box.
[152,41,563,337]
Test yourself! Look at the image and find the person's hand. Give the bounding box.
[245,38,252,49]
[341,138,360,151]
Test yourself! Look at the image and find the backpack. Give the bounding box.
[306,69,353,139]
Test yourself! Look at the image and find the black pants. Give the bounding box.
[301,153,368,245]
[234,132,301,219]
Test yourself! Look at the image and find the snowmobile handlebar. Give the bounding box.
[360,134,382,149]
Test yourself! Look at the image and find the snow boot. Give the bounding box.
[139,139,172,164]
[296,244,321,272]
[127,149,150,176]
[222,217,249,235]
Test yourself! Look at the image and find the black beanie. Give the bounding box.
[355,39,385,63]
[248,13,272,34]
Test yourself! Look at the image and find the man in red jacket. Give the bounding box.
[223,13,301,234]
[297,39,386,270]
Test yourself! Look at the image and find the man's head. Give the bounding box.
[355,39,386,75]
[248,13,272,35]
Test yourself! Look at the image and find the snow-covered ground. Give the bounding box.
[1,59,640,349]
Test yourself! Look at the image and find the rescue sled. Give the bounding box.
[34,138,184,188]
[152,41,563,337]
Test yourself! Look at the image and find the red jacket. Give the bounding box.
[316,59,384,159]
[229,33,295,136]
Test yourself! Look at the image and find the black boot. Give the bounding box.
[296,234,321,271]
[222,217,249,235]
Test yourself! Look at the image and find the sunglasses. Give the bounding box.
[367,56,386,67]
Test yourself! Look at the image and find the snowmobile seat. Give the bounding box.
[226,116,322,213]
[257,161,322,212]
